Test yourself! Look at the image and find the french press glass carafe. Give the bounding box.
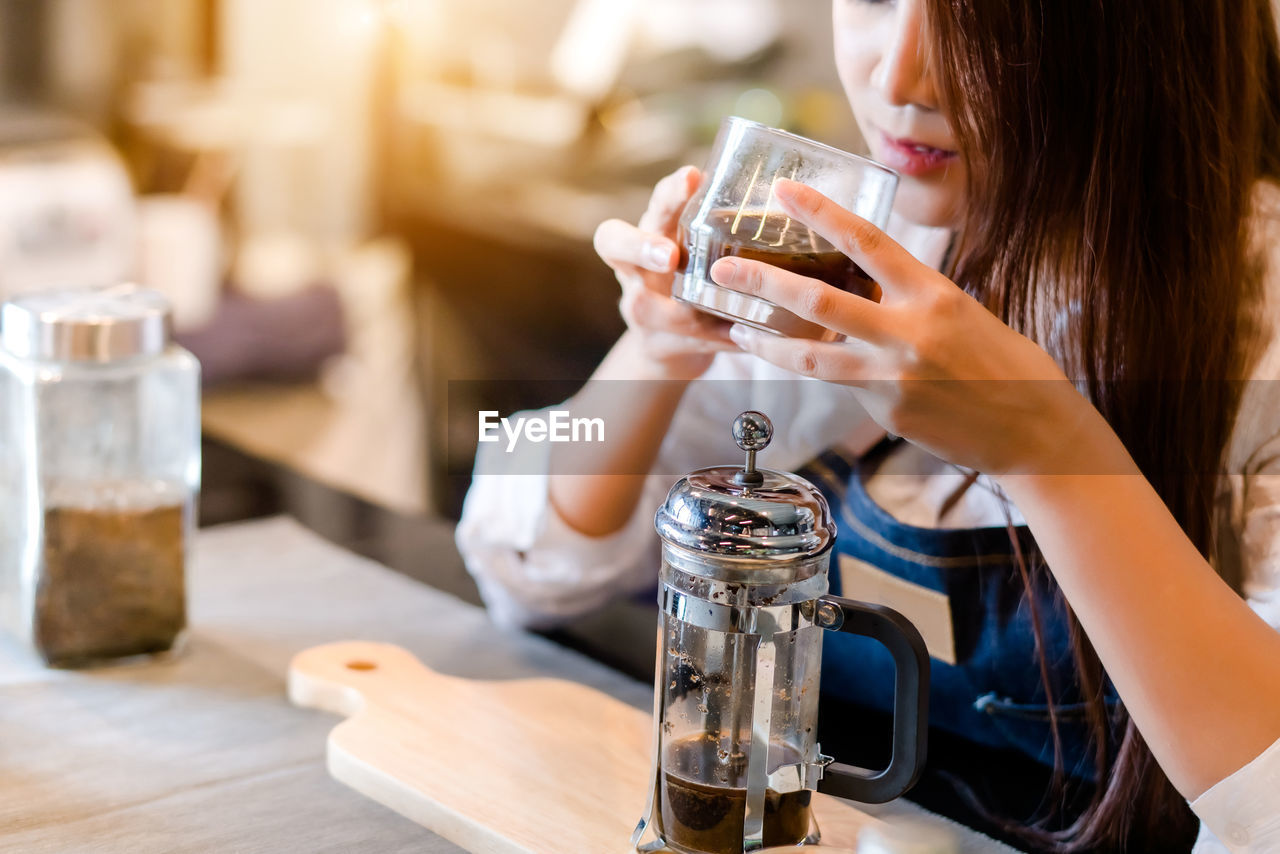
[632,412,929,854]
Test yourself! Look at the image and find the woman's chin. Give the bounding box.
[892,180,965,230]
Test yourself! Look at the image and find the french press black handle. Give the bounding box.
[814,595,930,804]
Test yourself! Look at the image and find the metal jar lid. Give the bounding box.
[1,285,173,362]
[655,411,835,563]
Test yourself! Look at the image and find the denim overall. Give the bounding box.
[800,440,1197,853]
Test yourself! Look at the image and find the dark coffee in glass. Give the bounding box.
[678,208,877,301]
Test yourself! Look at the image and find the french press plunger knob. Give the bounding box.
[731,411,770,487]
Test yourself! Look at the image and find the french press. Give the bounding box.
[632,412,929,854]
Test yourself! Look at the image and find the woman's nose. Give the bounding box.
[871,2,938,110]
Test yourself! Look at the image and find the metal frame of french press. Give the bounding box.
[631,411,930,854]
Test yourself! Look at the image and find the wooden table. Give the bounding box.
[0,517,1015,853]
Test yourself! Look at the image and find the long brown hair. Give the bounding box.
[922,0,1280,849]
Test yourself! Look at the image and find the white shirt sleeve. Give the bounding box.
[1191,736,1280,853]
[455,351,874,629]
[456,454,670,630]
[454,351,750,629]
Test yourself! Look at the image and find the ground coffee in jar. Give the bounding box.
[0,286,199,667]
[36,501,187,666]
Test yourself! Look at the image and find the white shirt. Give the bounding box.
[455,192,1280,853]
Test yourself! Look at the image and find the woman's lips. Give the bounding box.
[876,131,959,177]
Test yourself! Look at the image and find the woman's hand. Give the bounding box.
[715,178,1098,477]
[593,166,737,382]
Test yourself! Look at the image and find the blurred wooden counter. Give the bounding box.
[0,517,645,853]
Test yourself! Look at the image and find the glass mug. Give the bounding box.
[673,116,898,341]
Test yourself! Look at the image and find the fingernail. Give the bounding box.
[729,324,755,347]
[645,240,674,270]
[711,258,739,283]
[774,178,801,202]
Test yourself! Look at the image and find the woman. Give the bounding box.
[458,0,1280,850]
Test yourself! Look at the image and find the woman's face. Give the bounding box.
[834,0,966,228]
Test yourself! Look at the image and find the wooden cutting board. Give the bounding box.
[288,641,880,853]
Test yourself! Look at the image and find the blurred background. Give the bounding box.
[0,0,861,638]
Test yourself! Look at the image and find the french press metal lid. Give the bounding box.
[633,412,930,854]
[655,411,833,566]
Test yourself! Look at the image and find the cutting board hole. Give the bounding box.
[346,660,378,671]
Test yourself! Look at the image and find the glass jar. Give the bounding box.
[0,285,199,667]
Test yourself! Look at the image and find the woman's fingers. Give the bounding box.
[638,165,700,235]
[593,219,678,278]
[709,255,887,343]
[728,323,880,384]
[593,164,700,293]
[773,178,922,293]
[623,287,734,342]
[590,165,726,381]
